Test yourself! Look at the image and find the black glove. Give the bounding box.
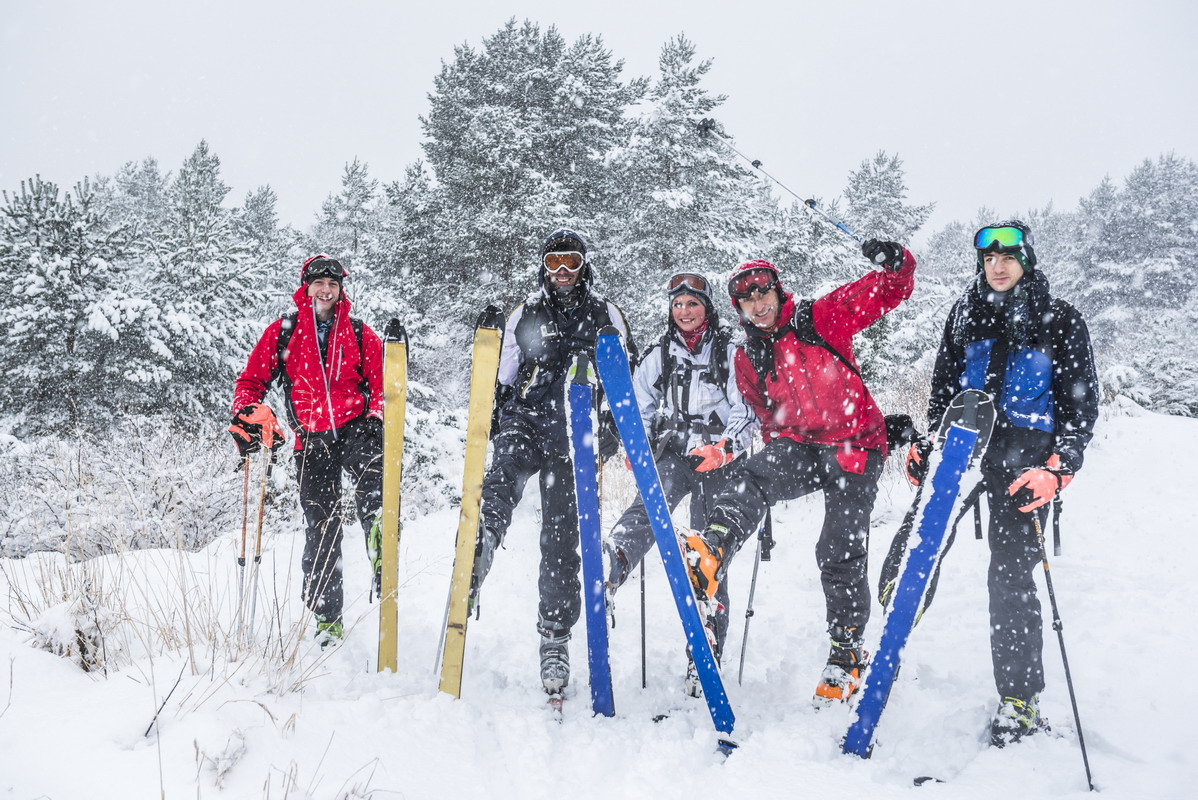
[862,239,906,272]
[362,415,383,442]
[905,438,934,486]
[229,403,285,458]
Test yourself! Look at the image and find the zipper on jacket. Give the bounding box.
[312,302,339,441]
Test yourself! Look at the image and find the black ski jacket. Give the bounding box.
[928,270,1099,475]
[497,285,636,455]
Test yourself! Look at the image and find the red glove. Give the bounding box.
[1007,454,1074,513]
[229,403,286,455]
[624,454,632,471]
[688,439,735,473]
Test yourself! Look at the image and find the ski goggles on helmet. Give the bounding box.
[543,251,584,274]
[974,225,1033,251]
[303,256,345,282]
[728,268,778,299]
[666,273,711,299]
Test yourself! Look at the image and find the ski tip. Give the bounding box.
[384,318,407,343]
[598,324,620,337]
[477,305,504,330]
[913,776,944,787]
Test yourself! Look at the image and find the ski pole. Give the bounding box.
[697,118,864,244]
[236,455,250,635]
[737,534,762,686]
[247,446,275,641]
[1031,514,1094,792]
[639,558,647,690]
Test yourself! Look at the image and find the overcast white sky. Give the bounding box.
[3,0,1195,245]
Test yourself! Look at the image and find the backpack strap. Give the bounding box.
[791,298,862,380]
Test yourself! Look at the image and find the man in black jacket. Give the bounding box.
[470,229,636,696]
[916,220,1099,746]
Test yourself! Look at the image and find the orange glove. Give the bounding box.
[1007,454,1073,513]
[688,439,735,473]
[624,454,632,471]
[905,439,933,486]
[229,403,286,455]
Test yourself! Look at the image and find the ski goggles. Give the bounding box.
[728,268,778,299]
[303,256,345,282]
[666,273,711,299]
[543,251,584,274]
[974,225,1033,251]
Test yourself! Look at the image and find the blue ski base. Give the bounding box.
[595,328,736,740]
[842,424,978,757]
[567,361,615,717]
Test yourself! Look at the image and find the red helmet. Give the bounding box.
[727,260,782,309]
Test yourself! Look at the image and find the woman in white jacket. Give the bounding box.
[605,273,756,685]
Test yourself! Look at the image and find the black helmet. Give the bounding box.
[974,220,1037,270]
[541,228,588,259]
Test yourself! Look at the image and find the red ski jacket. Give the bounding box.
[233,277,383,447]
[734,254,915,473]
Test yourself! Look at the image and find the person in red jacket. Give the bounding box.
[230,254,384,646]
[684,239,916,706]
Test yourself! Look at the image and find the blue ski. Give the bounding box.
[843,389,994,758]
[567,353,615,717]
[594,327,736,746]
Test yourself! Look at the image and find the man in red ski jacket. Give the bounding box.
[684,239,916,706]
[230,254,384,645]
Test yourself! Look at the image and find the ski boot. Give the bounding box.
[681,525,729,600]
[468,523,503,615]
[813,625,868,707]
[313,614,344,650]
[602,541,630,623]
[367,518,383,599]
[990,695,1049,747]
[539,629,571,711]
[684,654,702,698]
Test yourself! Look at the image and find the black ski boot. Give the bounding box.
[990,695,1049,747]
[539,630,571,695]
[468,524,502,614]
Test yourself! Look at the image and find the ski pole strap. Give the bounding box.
[1052,494,1063,556]
[759,506,774,562]
[948,481,986,541]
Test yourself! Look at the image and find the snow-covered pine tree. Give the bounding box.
[600,35,774,341]
[414,19,642,317]
[1069,154,1198,414]
[0,176,153,433]
[834,151,931,383]
[148,141,268,420]
[235,185,298,322]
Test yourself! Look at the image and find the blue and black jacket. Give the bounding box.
[928,269,1099,476]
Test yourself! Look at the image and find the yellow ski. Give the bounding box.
[377,319,408,673]
[438,306,504,698]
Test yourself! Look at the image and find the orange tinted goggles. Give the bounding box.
[544,251,584,273]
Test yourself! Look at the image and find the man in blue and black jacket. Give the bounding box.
[918,220,1099,747]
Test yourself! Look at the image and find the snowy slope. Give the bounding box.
[0,401,1192,799]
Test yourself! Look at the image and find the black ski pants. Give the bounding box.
[608,448,735,651]
[294,416,383,623]
[480,415,581,636]
[706,438,882,633]
[982,468,1049,701]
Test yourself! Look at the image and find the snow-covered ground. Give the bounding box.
[1,400,1192,799]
